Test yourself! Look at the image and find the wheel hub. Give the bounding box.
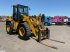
[19,27,25,37]
[7,26,10,32]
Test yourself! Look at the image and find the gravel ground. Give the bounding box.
[0,22,70,52]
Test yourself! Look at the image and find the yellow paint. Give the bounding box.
[6,26,10,32]
[7,16,13,21]
[14,21,19,30]
[6,16,19,30]
[19,27,25,37]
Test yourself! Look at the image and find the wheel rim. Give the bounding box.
[7,26,10,32]
[19,27,25,37]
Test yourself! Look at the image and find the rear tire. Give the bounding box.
[6,22,12,34]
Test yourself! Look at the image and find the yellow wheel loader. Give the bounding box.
[6,4,50,42]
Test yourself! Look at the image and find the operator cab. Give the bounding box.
[13,4,29,20]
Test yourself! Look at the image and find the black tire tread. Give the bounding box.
[18,22,31,39]
[6,22,12,34]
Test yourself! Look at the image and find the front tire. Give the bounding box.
[18,23,31,40]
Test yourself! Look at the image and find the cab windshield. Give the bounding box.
[19,7,28,15]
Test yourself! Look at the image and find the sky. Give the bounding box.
[0,0,70,17]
